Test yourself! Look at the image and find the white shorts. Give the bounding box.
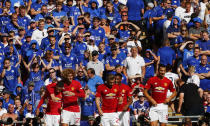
[44,114,60,126]
[101,113,119,126]
[149,103,168,123]
[117,111,130,126]
[61,110,80,126]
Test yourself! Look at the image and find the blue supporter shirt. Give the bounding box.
[31,2,45,11]
[88,27,105,46]
[133,100,150,112]
[59,53,78,70]
[195,64,210,90]
[2,98,14,109]
[80,94,95,116]
[144,57,155,78]
[0,16,10,33]
[157,46,176,65]
[87,75,104,93]
[186,56,201,68]
[17,16,30,31]
[0,66,20,92]
[75,76,87,88]
[182,49,194,68]
[119,30,130,41]
[4,22,19,35]
[72,42,87,60]
[127,0,144,20]
[69,5,87,25]
[52,10,67,19]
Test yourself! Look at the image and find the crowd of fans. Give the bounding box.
[0,0,209,125]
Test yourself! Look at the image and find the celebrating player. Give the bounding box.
[144,64,177,126]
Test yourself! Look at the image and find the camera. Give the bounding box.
[0,117,13,125]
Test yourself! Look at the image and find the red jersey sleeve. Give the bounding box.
[46,83,56,94]
[126,86,133,97]
[145,78,152,90]
[75,82,85,98]
[95,85,102,97]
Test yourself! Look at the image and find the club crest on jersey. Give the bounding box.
[105,90,107,92]
[114,89,117,92]
[71,87,74,91]
[99,30,101,33]
[122,89,125,93]
[164,83,168,87]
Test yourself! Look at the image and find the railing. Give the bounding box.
[168,115,202,124]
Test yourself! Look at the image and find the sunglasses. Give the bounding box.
[49,71,55,74]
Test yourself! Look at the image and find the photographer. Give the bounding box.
[1,104,18,125]
[133,92,150,124]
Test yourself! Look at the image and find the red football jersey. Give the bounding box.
[145,76,175,104]
[117,84,132,112]
[96,84,121,113]
[37,83,62,115]
[62,80,85,112]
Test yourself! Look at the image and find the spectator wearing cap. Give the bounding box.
[40,27,55,51]
[22,81,37,106]
[5,46,20,67]
[141,2,155,31]
[171,0,180,9]
[179,40,194,70]
[0,58,21,92]
[143,49,158,83]
[88,17,106,46]
[17,6,30,31]
[0,99,7,118]
[87,50,104,77]
[19,100,35,119]
[87,68,104,94]
[34,5,49,22]
[52,2,67,21]
[1,90,14,110]
[59,43,79,71]
[27,20,37,35]
[133,92,150,121]
[105,45,124,73]
[13,83,24,99]
[167,16,181,46]
[75,67,88,88]
[26,39,42,62]
[123,47,145,80]
[189,17,205,40]
[87,0,100,19]
[31,19,48,46]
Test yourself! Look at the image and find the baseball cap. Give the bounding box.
[31,40,37,45]
[3,89,11,95]
[28,81,35,87]
[193,17,202,24]
[108,35,115,39]
[30,19,36,24]
[92,50,99,56]
[88,116,95,121]
[138,92,144,97]
[146,49,151,52]
[26,32,32,37]
[147,2,154,8]
[111,45,117,51]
